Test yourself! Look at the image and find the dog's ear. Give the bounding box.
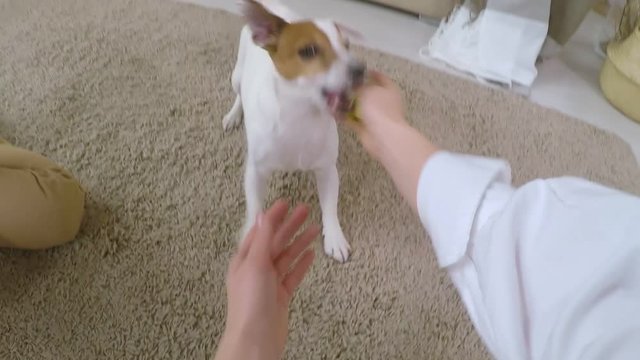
[335,22,364,42]
[242,0,287,50]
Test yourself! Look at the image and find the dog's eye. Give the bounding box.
[298,45,318,59]
[344,39,350,49]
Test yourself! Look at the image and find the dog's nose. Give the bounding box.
[349,63,366,84]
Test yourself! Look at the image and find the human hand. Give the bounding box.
[347,70,408,159]
[345,70,439,213]
[215,200,318,360]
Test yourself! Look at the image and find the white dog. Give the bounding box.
[222,0,365,262]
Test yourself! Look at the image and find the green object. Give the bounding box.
[346,98,360,122]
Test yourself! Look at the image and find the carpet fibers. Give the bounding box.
[1,0,639,359]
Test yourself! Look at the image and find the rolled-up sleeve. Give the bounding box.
[415,150,640,360]
[416,151,514,267]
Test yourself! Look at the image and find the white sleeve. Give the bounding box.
[416,151,640,360]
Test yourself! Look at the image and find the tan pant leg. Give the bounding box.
[548,0,598,45]
[0,139,85,249]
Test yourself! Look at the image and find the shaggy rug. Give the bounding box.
[1,0,639,359]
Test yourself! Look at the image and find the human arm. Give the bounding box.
[345,71,439,213]
[419,156,640,359]
[214,200,318,360]
[348,71,640,359]
[370,121,438,214]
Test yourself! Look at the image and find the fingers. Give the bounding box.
[265,199,289,232]
[275,224,320,275]
[283,249,315,298]
[236,199,314,266]
[272,204,310,256]
[235,200,288,265]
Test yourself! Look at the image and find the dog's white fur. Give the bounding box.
[222,1,360,262]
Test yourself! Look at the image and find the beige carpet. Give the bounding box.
[1,0,639,359]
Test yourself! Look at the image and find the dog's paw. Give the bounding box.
[323,228,351,263]
[222,111,242,131]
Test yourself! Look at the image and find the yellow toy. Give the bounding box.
[345,97,361,123]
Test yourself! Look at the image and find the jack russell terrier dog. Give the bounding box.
[222,0,365,262]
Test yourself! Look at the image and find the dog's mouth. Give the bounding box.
[322,89,355,119]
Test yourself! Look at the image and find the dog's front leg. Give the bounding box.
[241,162,269,241]
[222,95,243,131]
[315,165,351,263]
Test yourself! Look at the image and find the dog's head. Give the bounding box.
[242,0,366,117]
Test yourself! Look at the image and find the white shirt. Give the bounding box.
[416,151,640,360]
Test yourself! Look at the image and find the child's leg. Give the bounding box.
[0,139,85,249]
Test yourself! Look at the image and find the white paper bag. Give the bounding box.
[423,0,551,88]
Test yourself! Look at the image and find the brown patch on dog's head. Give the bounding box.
[242,0,338,80]
[270,22,338,80]
[241,0,366,117]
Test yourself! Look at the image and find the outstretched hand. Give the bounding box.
[215,200,318,360]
